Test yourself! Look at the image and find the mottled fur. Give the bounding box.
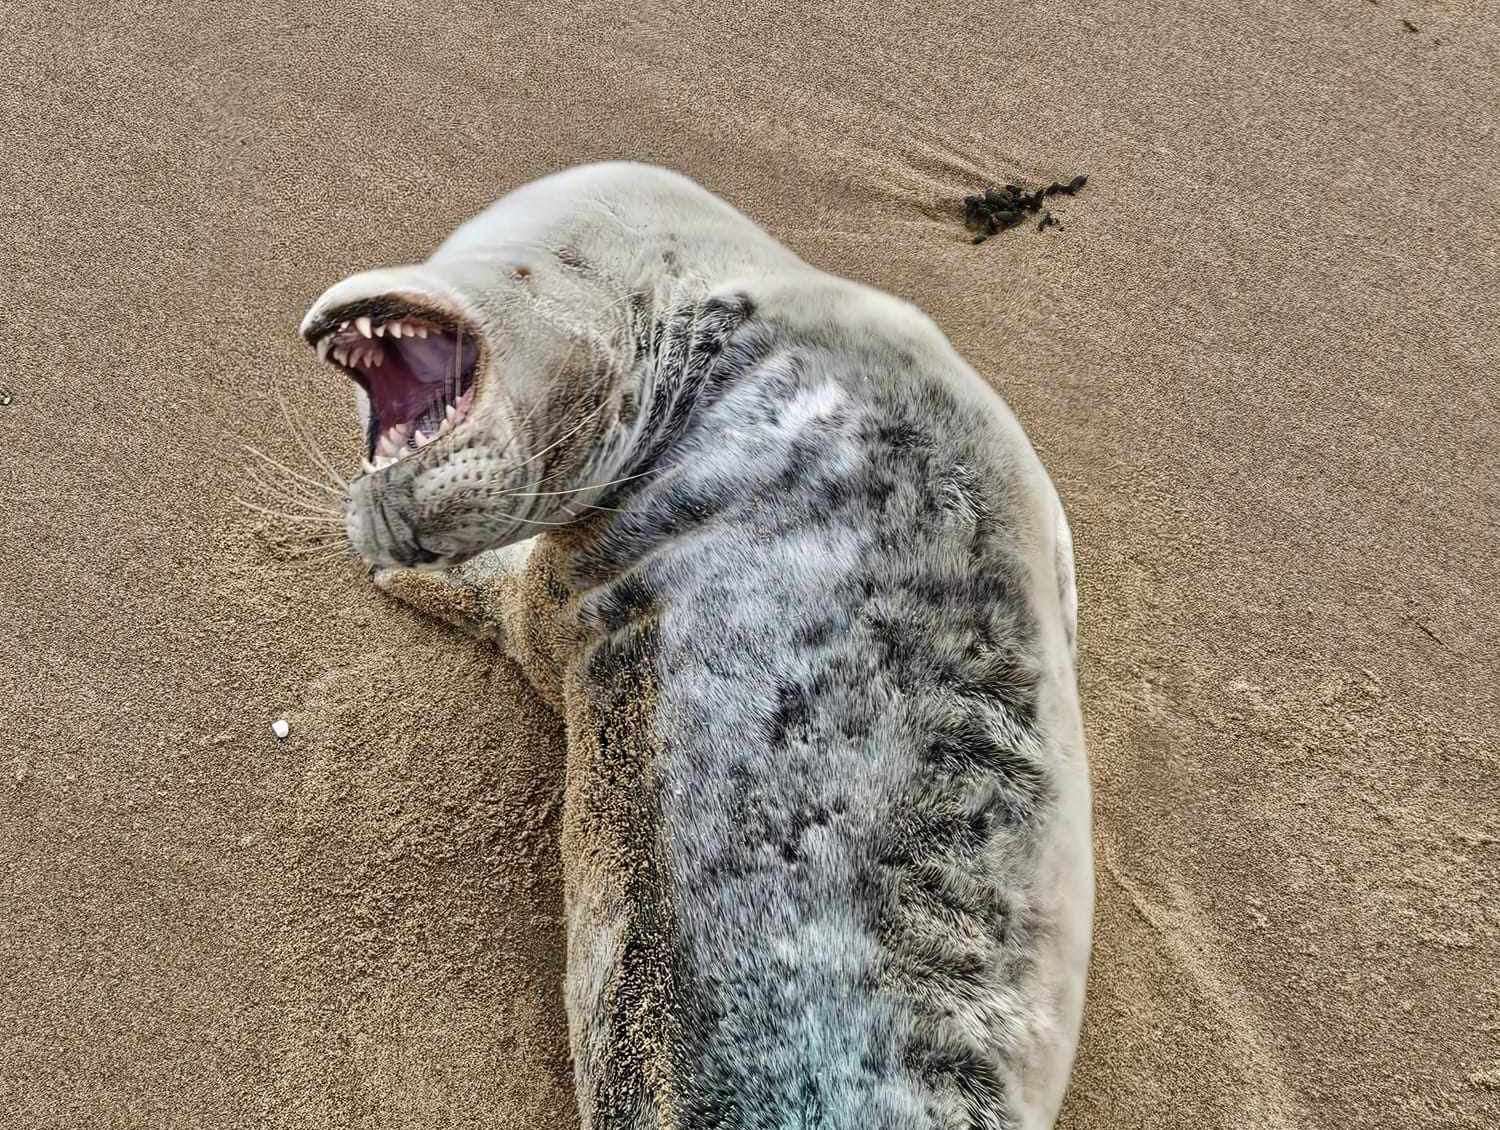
[301,163,1092,1129]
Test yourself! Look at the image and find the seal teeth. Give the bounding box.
[336,314,478,467]
[375,424,410,458]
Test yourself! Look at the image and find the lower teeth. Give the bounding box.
[366,391,474,471]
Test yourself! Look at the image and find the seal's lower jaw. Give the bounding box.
[343,472,451,571]
[304,301,482,470]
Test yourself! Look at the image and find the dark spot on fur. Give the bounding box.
[871,420,931,452]
[583,571,657,635]
[618,388,639,427]
[702,291,756,322]
[925,710,1042,813]
[586,618,657,684]
[797,614,842,649]
[767,679,814,744]
[544,571,571,603]
[913,1041,1015,1129]
[957,646,1040,728]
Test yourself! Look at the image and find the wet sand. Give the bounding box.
[2,1,1496,1126]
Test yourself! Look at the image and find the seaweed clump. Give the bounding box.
[963,175,1087,243]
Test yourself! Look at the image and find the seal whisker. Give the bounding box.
[291,547,356,569]
[511,378,612,473]
[246,488,342,519]
[233,496,345,525]
[569,501,636,515]
[243,464,343,515]
[275,388,349,490]
[243,444,343,498]
[474,333,594,502]
[502,468,657,501]
[483,510,583,528]
[302,541,354,558]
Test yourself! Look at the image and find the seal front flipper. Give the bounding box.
[373,536,573,709]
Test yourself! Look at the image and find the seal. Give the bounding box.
[299,162,1092,1129]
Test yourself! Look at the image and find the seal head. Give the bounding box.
[300,163,799,569]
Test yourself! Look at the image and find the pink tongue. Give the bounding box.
[398,336,466,385]
[368,367,432,425]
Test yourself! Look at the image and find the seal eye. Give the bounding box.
[314,312,479,469]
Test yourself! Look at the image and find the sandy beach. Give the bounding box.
[3,1,1496,1126]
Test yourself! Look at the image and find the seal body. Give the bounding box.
[300,163,1091,1129]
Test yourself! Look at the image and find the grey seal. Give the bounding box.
[299,161,1091,1129]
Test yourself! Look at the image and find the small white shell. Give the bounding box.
[271,719,290,739]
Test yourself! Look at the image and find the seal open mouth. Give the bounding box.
[309,306,479,470]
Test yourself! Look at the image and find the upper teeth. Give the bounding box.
[377,319,431,339]
[334,342,382,367]
[326,316,438,365]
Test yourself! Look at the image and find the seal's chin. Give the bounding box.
[306,305,480,470]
